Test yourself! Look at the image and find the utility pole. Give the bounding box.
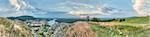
[87,15,90,22]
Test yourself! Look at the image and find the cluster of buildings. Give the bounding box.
[24,19,58,37]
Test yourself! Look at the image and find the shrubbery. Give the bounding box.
[0,17,33,37]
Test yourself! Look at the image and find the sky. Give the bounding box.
[0,0,149,18]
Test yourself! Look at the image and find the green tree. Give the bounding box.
[91,18,101,22]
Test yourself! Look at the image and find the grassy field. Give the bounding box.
[113,16,150,24]
[90,16,150,37]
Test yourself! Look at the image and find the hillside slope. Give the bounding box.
[0,17,33,37]
[124,16,150,24]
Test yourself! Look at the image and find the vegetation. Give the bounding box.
[37,25,51,37]
[0,17,33,37]
[90,24,150,37]
[113,16,150,24]
[7,15,35,21]
[91,18,101,22]
[90,16,150,37]
[123,16,150,24]
[1,16,149,37]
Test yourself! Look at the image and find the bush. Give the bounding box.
[91,18,101,22]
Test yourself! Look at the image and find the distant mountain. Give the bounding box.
[7,15,35,21]
[7,15,88,23]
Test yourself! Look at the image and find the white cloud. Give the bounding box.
[132,0,150,16]
[9,0,35,11]
[0,7,34,17]
[6,0,48,16]
[9,0,25,11]
[55,1,119,16]
[0,0,122,17]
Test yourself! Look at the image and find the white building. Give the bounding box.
[48,19,58,26]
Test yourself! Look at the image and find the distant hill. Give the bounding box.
[7,15,35,21]
[7,15,88,23]
[7,15,149,23]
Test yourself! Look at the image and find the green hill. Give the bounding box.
[112,16,150,24]
[90,16,150,37]
[124,16,150,24]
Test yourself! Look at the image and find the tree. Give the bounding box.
[91,17,101,22]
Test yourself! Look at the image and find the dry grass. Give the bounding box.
[65,22,95,37]
[0,17,33,37]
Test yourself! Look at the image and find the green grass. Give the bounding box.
[90,16,150,37]
[113,16,150,24]
[91,25,150,37]
[124,16,150,24]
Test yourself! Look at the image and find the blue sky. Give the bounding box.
[0,0,148,18]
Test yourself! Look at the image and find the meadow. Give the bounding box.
[90,16,150,37]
